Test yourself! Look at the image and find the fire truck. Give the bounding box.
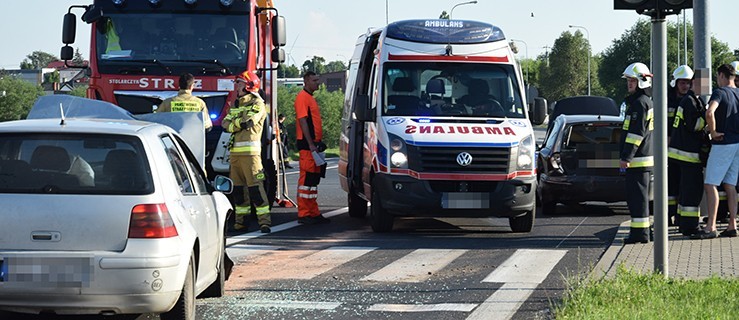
[340,19,547,232]
[59,0,287,205]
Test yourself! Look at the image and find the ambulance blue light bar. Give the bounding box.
[386,19,505,44]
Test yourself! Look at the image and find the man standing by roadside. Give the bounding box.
[620,62,655,244]
[692,64,739,239]
[222,70,272,233]
[666,65,693,226]
[158,73,213,131]
[294,71,329,224]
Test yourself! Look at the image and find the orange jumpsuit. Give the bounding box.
[294,89,324,218]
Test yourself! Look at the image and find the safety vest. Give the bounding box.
[105,19,122,52]
[620,89,654,170]
[222,92,266,156]
[668,91,707,164]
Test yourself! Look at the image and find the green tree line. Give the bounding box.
[275,85,344,150]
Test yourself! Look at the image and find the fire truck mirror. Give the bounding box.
[271,48,285,63]
[61,46,74,61]
[80,5,103,23]
[272,16,287,47]
[62,13,77,44]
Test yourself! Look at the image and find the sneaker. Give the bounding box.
[260,225,271,233]
[719,229,738,238]
[314,215,331,224]
[690,229,718,240]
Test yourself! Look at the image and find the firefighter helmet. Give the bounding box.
[670,65,694,87]
[731,61,739,75]
[622,62,653,89]
[235,70,260,93]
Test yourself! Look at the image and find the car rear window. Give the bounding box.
[563,124,622,149]
[0,133,153,195]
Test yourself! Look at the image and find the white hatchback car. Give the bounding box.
[0,96,233,319]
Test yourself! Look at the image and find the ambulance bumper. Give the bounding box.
[374,173,536,217]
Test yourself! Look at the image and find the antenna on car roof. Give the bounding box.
[59,103,66,126]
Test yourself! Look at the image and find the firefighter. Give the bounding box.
[620,62,654,244]
[668,66,706,236]
[666,66,693,226]
[222,70,271,233]
[294,71,330,224]
[158,73,213,131]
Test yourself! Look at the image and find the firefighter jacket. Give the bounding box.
[222,92,267,156]
[667,90,682,138]
[620,89,654,170]
[158,89,213,130]
[668,90,707,164]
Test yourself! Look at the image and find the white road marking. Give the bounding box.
[288,246,377,279]
[368,303,477,312]
[225,244,280,262]
[469,249,567,320]
[203,300,341,310]
[226,207,348,247]
[361,249,468,283]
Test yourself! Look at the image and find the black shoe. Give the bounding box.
[260,225,271,233]
[314,215,331,224]
[681,227,701,237]
[623,237,649,244]
[690,229,718,240]
[284,163,294,169]
[719,229,738,238]
[298,217,317,225]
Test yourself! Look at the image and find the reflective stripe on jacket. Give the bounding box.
[222,92,266,156]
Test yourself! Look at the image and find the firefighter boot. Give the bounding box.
[623,228,650,244]
[234,214,249,231]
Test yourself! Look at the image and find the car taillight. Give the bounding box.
[128,204,178,238]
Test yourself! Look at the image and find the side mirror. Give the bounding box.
[272,16,287,47]
[353,94,374,122]
[213,175,234,194]
[60,46,74,61]
[62,13,77,45]
[531,97,547,125]
[81,5,103,23]
[271,48,285,63]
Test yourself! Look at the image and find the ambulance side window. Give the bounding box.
[368,60,378,110]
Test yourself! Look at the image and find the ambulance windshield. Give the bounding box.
[382,62,526,119]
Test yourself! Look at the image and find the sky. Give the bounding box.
[1,0,737,70]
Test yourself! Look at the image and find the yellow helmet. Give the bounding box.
[670,65,694,87]
[622,62,652,89]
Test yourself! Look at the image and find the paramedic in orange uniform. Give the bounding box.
[294,71,330,224]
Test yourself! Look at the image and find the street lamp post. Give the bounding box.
[569,25,591,96]
[510,39,528,85]
[450,1,477,20]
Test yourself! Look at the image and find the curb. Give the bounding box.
[589,220,630,280]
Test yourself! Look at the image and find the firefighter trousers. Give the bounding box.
[297,149,321,218]
[667,159,680,226]
[626,170,651,241]
[675,161,703,235]
[230,155,271,227]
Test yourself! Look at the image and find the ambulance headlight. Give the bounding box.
[391,152,408,167]
[390,139,403,151]
[516,135,534,170]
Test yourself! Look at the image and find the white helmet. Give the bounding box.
[670,65,694,87]
[622,62,653,89]
[731,61,739,76]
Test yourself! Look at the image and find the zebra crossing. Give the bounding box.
[218,240,568,319]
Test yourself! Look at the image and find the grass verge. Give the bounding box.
[554,265,739,319]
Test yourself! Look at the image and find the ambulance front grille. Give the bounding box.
[409,146,510,173]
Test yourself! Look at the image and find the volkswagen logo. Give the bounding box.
[456,152,473,167]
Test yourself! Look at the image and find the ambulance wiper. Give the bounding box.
[115,59,173,75]
[169,60,232,75]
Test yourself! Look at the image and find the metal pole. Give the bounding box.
[652,14,668,278]
[694,0,712,103]
[569,25,591,95]
[676,15,680,66]
[511,39,528,85]
[385,0,388,25]
[683,10,687,66]
[450,1,477,20]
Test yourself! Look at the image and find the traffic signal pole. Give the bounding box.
[651,14,668,277]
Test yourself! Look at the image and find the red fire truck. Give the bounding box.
[60,0,287,205]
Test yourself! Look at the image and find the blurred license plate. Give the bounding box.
[2,257,94,287]
[442,193,490,209]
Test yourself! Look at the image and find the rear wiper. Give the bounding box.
[168,60,232,75]
[112,59,173,75]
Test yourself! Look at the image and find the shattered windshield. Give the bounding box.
[382,62,526,119]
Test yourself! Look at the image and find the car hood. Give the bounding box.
[383,116,531,147]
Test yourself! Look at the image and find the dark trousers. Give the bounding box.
[626,170,651,240]
[676,161,703,235]
[667,159,680,225]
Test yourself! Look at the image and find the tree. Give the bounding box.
[69,85,88,98]
[72,48,85,65]
[538,30,595,102]
[19,51,59,70]
[302,56,326,75]
[439,11,450,19]
[278,64,301,78]
[324,60,347,73]
[276,84,344,149]
[0,75,44,121]
[44,70,60,85]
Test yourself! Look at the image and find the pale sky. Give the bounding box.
[1,1,736,70]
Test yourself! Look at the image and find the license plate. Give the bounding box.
[442,192,490,209]
[1,257,94,287]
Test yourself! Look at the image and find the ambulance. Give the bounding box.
[339,19,547,232]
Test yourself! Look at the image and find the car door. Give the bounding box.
[160,135,217,276]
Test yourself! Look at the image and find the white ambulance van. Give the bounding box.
[339,19,547,232]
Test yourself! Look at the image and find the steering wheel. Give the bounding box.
[474,99,505,117]
[211,41,242,58]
